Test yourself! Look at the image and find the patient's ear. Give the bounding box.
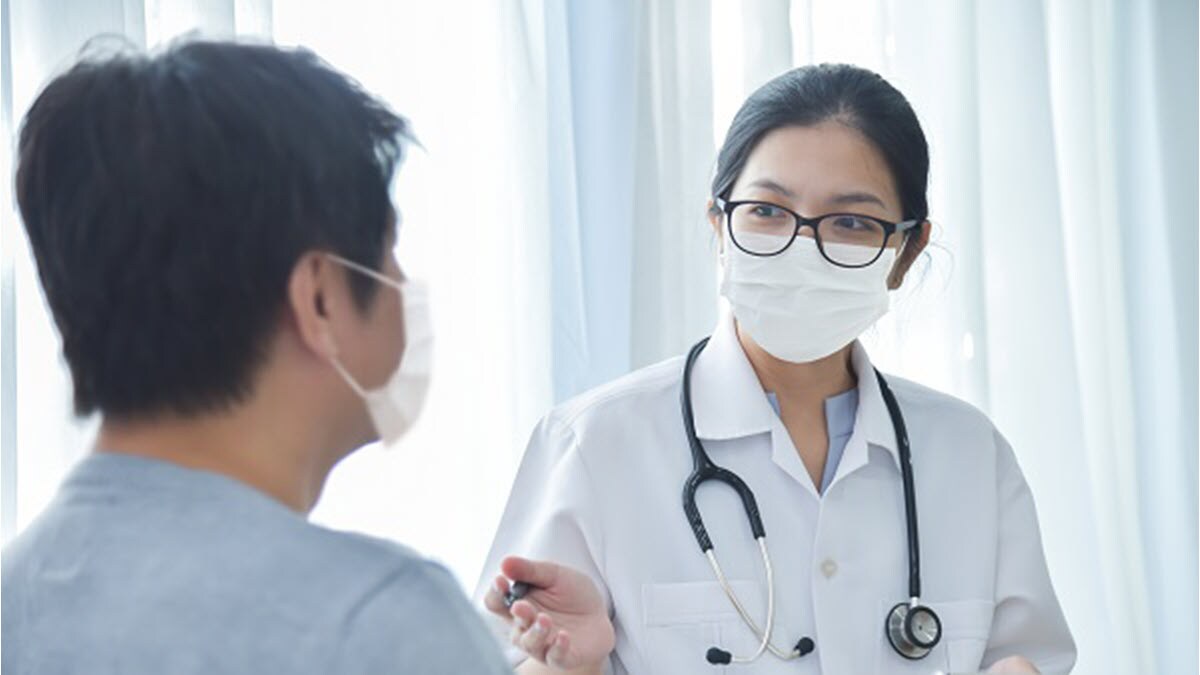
[288,252,346,360]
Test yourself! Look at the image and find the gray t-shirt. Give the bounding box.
[1,453,511,674]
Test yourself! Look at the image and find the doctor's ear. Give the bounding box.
[887,220,931,290]
[707,200,725,250]
[287,252,344,360]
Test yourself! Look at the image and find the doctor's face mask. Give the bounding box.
[713,121,922,364]
[719,235,896,363]
[326,255,432,447]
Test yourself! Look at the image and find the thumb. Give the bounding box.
[501,555,561,588]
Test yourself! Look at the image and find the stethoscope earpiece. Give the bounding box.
[886,601,942,660]
[705,637,813,666]
[705,648,733,665]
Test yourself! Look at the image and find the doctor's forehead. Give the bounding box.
[733,122,900,213]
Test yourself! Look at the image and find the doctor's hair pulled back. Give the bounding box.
[16,38,410,419]
[711,64,929,224]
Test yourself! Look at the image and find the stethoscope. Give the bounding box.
[680,337,942,666]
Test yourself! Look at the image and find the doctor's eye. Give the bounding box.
[749,204,790,220]
[820,214,888,243]
[826,215,878,232]
[729,202,798,244]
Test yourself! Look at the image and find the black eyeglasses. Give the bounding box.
[719,198,919,268]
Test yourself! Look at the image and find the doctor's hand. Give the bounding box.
[484,556,615,673]
[985,655,1041,673]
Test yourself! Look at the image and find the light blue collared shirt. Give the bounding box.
[765,387,860,494]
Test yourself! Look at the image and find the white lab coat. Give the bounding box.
[475,312,1075,674]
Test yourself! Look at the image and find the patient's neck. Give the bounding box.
[95,391,337,514]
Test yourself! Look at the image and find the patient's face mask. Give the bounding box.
[326,255,432,447]
[719,234,894,363]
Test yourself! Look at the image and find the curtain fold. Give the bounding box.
[0,0,16,543]
[1045,1,1154,671]
[975,3,1130,673]
[627,0,717,369]
[1109,1,1198,671]
[532,0,717,398]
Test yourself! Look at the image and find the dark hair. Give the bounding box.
[711,63,929,223]
[16,39,410,419]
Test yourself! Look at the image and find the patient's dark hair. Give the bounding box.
[16,39,410,419]
[711,63,929,223]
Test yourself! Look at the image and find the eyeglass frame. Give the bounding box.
[717,197,922,268]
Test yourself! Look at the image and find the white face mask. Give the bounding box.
[326,255,432,447]
[719,234,895,363]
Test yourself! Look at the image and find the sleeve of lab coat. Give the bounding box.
[981,430,1077,674]
[472,413,612,668]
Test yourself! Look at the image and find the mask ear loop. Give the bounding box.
[327,254,405,293]
[329,357,369,398]
[323,254,405,398]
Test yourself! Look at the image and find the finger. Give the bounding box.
[509,599,538,627]
[508,623,529,649]
[501,555,560,589]
[509,614,549,660]
[507,608,532,645]
[517,613,556,662]
[545,630,574,670]
[483,576,511,617]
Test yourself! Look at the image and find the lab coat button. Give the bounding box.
[820,559,838,578]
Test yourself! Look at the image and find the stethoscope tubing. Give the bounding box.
[679,337,933,663]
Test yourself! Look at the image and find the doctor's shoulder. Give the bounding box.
[532,355,688,457]
[881,373,1014,465]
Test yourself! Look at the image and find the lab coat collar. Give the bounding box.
[688,309,901,472]
[689,307,777,440]
[848,341,902,472]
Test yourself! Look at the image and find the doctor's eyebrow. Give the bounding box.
[827,191,887,209]
[745,178,796,198]
[743,180,889,211]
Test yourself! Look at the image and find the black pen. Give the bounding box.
[503,581,531,609]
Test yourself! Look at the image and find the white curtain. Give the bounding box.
[2,2,1194,673]
[512,0,719,402]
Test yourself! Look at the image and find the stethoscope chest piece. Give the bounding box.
[886,601,942,660]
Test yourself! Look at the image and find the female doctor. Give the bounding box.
[477,64,1076,675]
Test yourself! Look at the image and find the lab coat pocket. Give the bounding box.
[875,599,994,674]
[938,599,994,674]
[642,580,762,675]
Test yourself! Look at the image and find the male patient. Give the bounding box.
[2,40,509,674]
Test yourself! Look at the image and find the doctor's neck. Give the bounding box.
[735,322,857,404]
